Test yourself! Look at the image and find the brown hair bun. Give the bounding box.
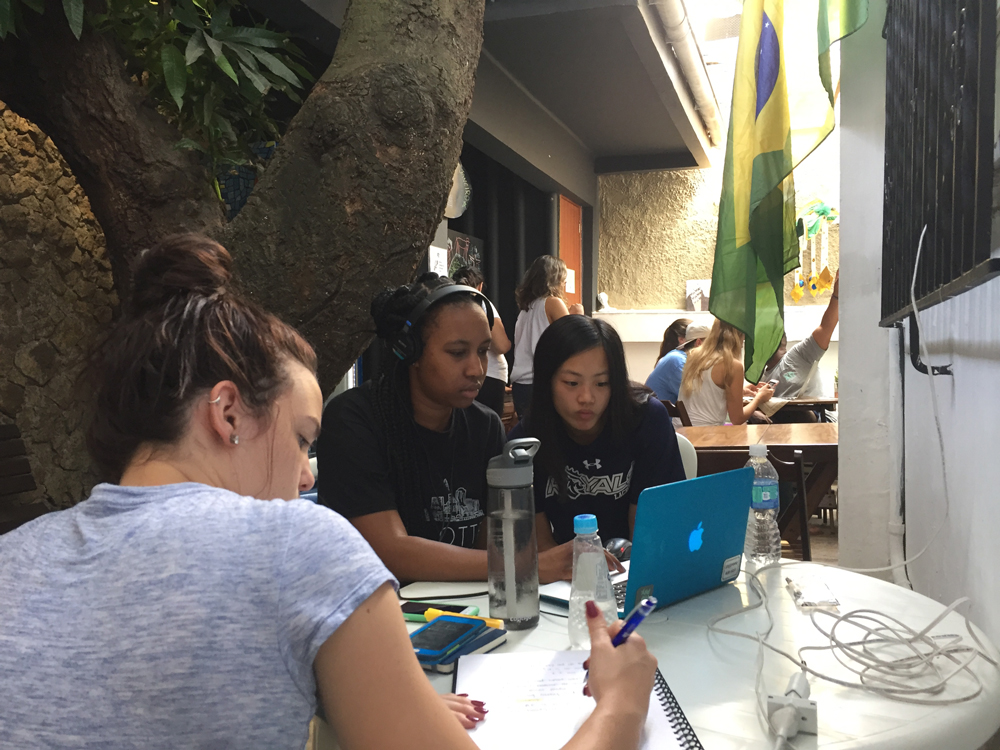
[129,234,232,317]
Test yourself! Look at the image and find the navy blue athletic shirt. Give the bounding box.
[509,396,686,544]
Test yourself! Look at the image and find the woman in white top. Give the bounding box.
[451,266,509,418]
[509,255,583,418]
[679,319,774,426]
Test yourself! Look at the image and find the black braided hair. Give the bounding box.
[368,273,479,528]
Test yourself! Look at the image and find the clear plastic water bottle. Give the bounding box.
[568,514,618,648]
[743,444,781,571]
[486,438,540,630]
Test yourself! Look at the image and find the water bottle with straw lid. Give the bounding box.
[486,438,541,630]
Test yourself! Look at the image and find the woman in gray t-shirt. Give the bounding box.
[0,234,657,750]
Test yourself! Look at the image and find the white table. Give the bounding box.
[398,562,1000,750]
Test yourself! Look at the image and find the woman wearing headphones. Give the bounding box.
[318,273,582,583]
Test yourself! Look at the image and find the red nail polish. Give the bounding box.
[458,693,468,697]
[585,600,599,618]
[467,714,481,722]
[472,700,485,708]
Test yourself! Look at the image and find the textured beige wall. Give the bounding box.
[599,131,840,310]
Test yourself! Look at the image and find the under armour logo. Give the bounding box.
[582,459,602,470]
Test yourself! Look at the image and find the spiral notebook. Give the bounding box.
[453,650,703,750]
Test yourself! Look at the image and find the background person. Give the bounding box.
[645,320,710,404]
[451,266,510,419]
[318,274,583,583]
[760,271,840,422]
[654,317,691,365]
[508,255,581,419]
[679,320,774,426]
[509,315,686,546]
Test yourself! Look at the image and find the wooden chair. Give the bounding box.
[0,423,48,535]
[695,447,812,561]
[664,400,692,427]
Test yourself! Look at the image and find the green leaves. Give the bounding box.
[161,44,187,110]
[62,0,83,39]
[10,0,315,196]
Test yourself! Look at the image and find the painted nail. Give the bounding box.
[472,700,486,709]
[467,714,481,723]
[585,600,599,618]
[582,658,590,670]
[458,693,468,697]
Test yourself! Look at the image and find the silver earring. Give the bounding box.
[209,396,221,404]
[230,434,239,445]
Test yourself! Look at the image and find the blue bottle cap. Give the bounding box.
[574,514,598,534]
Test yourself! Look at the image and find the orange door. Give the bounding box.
[558,195,583,307]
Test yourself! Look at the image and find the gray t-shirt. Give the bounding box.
[761,334,826,398]
[0,482,395,749]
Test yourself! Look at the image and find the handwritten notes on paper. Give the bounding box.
[455,650,681,749]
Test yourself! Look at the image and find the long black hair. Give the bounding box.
[526,315,647,501]
[368,272,483,512]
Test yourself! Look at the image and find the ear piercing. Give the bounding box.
[209,396,222,404]
[230,434,240,445]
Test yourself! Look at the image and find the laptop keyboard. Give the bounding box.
[614,580,628,609]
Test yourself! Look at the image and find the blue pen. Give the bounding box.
[611,597,658,647]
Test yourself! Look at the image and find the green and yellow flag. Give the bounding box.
[711,0,867,381]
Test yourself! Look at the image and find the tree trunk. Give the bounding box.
[0,0,224,295]
[225,0,485,390]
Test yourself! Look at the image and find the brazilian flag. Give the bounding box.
[711,0,867,381]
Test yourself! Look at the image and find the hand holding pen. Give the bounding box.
[583,598,659,699]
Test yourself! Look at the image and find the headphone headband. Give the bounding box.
[392,282,495,363]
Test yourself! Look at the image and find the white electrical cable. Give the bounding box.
[705,227,1000,747]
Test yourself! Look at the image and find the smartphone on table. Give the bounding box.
[400,601,479,622]
[410,615,486,661]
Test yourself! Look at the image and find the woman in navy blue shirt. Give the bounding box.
[509,316,687,546]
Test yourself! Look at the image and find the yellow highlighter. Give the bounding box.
[423,609,504,630]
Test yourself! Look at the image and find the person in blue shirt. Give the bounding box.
[644,320,711,403]
[510,315,687,545]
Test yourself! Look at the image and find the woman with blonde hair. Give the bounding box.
[509,255,581,418]
[679,319,773,426]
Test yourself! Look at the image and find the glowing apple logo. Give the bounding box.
[688,522,704,552]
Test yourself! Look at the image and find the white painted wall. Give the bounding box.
[595,308,839,394]
[840,0,1000,646]
[902,282,1000,645]
[837,0,898,578]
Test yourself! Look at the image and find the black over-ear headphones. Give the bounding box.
[390,284,495,365]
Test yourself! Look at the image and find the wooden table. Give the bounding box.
[677,424,838,550]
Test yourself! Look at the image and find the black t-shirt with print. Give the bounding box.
[317,382,506,548]
[509,397,686,544]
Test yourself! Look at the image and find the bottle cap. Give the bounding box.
[748,444,768,457]
[486,438,540,488]
[573,514,598,534]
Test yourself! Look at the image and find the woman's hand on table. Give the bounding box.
[754,382,774,405]
[539,542,624,583]
[440,693,487,729]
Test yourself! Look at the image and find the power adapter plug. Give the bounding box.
[767,672,818,739]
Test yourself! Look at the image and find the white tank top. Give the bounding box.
[485,300,508,382]
[681,367,729,426]
[509,297,551,385]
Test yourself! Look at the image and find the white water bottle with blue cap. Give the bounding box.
[568,514,618,648]
[743,444,781,571]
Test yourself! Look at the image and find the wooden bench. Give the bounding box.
[0,423,48,534]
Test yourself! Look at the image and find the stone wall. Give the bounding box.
[0,102,117,508]
[598,130,840,310]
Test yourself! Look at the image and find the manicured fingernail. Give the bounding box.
[582,658,590,670]
[585,600,599,618]
[472,700,486,708]
[467,714,481,722]
[458,693,468,697]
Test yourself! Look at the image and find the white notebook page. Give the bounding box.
[454,650,681,750]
